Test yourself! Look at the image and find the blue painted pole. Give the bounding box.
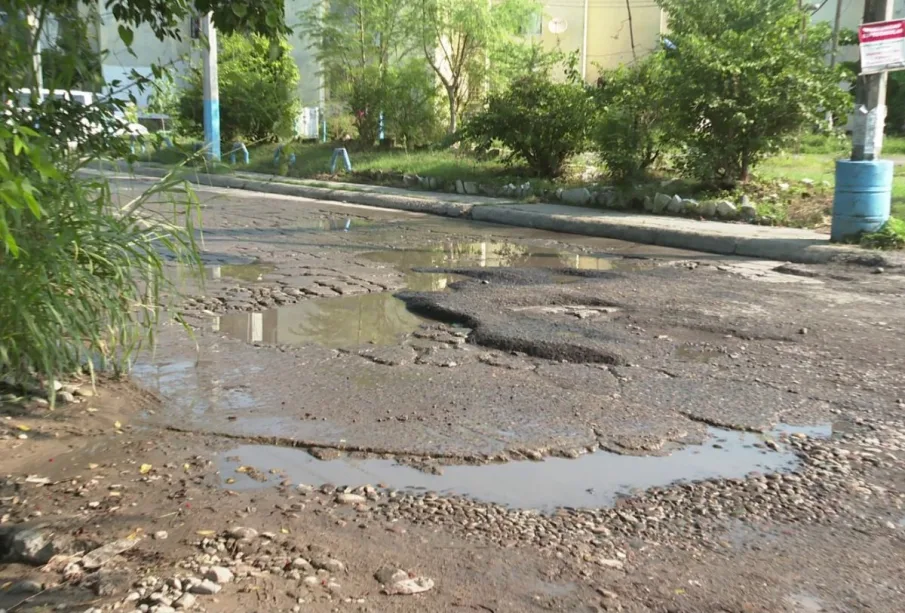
[229,142,249,165]
[378,112,385,141]
[201,13,221,161]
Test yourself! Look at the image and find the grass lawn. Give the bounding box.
[146,134,905,228]
[144,140,600,194]
[755,137,905,221]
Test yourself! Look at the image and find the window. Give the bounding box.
[524,11,542,36]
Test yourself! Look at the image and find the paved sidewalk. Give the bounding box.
[103,161,903,267]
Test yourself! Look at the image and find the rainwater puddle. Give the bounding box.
[211,262,277,283]
[165,261,278,288]
[675,346,724,363]
[214,292,425,347]
[217,425,830,511]
[361,242,659,275]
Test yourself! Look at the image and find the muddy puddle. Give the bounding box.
[360,242,661,274]
[214,292,426,347]
[216,424,831,511]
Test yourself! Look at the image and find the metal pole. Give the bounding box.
[201,12,221,161]
[852,0,894,161]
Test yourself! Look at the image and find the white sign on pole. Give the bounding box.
[859,19,905,74]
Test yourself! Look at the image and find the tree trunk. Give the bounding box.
[447,89,458,134]
[740,154,751,183]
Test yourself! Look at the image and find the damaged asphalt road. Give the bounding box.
[2,179,905,613]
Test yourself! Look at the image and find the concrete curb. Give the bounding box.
[106,161,475,219]
[106,162,904,267]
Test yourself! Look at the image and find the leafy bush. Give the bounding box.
[346,66,386,147]
[886,71,905,136]
[592,53,677,183]
[464,72,593,178]
[326,112,359,141]
[147,74,188,134]
[658,0,850,186]
[385,60,444,149]
[180,34,300,143]
[0,0,286,394]
[860,218,905,250]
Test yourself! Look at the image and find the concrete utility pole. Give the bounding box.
[831,0,895,242]
[829,0,845,68]
[852,0,894,161]
[201,12,221,161]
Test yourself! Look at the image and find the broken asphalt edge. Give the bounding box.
[99,161,904,268]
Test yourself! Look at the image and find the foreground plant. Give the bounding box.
[0,0,287,396]
[860,218,905,250]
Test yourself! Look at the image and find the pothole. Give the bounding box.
[214,292,426,348]
[215,424,831,511]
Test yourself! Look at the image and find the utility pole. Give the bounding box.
[829,0,845,68]
[852,0,894,161]
[201,12,221,161]
[832,0,895,242]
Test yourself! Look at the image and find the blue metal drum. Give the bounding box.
[832,160,893,242]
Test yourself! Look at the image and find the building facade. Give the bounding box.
[534,1,666,83]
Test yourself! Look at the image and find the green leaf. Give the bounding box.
[12,135,25,156]
[118,25,134,47]
[232,4,248,18]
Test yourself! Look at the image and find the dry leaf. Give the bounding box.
[196,530,216,537]
[88,463,99,469]
[183,463,190,471]
[280,527,290,534]
[86,408,98,413]
[139,464,152,475]
[114,421,122,429]
[16,424,30,432]
[236,466,250,473]
[225,478,236,484]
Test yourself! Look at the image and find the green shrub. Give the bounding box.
[0,104,201,395]
[180,34,301,143]
[860,218,905,250]
[326,112,359,141]
[347,66,386,147]
[385,60,444,149]
[1,0,285,398]
[464,72,593,178]
[659,0,851,186]
[592,53,677,183]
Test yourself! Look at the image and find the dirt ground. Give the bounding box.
[1,178,904,613]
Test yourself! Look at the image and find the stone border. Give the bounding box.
[97,161,904,267]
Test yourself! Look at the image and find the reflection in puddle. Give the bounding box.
[675,346,724,363]
[166,261,278,288]
[361,242,659,275]
[215,292,425,347]
[212,262,277,283]
[217,425,829,511]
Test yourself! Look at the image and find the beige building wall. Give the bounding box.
[533,0,665,84]
[286,0,324,108]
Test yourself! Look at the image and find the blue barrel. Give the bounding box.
[831,160,892,242]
